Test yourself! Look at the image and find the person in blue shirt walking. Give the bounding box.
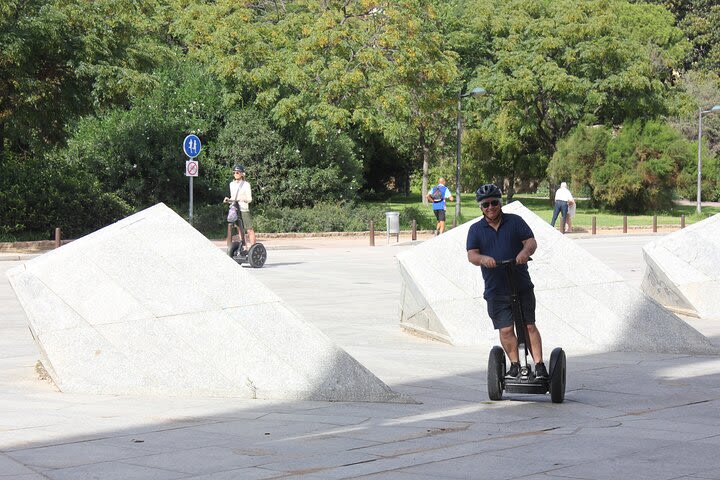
[466,183,547,379]
[426,177,454,235]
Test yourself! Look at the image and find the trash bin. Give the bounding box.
[385,211,400,244]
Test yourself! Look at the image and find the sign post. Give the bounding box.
[183,134,202,223]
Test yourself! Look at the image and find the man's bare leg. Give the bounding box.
[499,325,519,363]
[526,324,544,365]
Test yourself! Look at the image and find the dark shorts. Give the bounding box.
[433,209,446,222]
[486,290,536,329]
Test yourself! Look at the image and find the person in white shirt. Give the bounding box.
[224,164,256,246]
[550,182,574,231]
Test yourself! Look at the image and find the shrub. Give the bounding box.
[253,203,386,233]
[211,109,363,208]
[0,152,133,240]
[65,62,226,210]
[550,120,697,212]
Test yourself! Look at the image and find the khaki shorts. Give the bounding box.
[239,210,253,230]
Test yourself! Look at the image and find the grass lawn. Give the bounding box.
[376,192,720,230]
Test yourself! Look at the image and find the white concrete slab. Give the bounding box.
[5,204,410,403]
[397,202,717,354]
[642,213,720,319]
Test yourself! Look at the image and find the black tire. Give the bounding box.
[549,347,566,404]
[247,243,267,268]
[228,241,244,264]
[487,346,505,401]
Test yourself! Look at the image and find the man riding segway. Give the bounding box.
[466,184,566,402]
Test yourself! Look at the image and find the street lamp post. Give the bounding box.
[454,86,487,227]
[697,105,720,214]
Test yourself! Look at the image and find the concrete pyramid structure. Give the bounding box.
[642,213,720,319]
[7,204,411,402]
[397,202,717,354]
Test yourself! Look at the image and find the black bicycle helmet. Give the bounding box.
[232,164,245,173]
[475,184,502,202]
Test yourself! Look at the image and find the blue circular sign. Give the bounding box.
[183,134,202,158]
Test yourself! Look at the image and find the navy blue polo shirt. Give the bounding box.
[466,213,535,299]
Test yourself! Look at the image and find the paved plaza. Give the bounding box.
[2,233,720,479]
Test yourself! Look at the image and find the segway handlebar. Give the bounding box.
[497,257,533,266]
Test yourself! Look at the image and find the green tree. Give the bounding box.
[550,120,698,211]
[66,61,226,209]
[0,0,171,153]
[173,0,459,204]
[667,71,720,156]
[463,0,688,193]
[638,0,720,71]
[547,124,610,201]
[595,120,695,211]
[212,108,361,208]
[0,151,132,239]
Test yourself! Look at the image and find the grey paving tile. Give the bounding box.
[193,418,340,441]
[181,467,287,479]
[490,434,672,465]
[100,427,238,454]
[397,452,558,480]
[0,475,49,480]
[346,472,452,480]
[550,441,714,480]
[42,461,186,480]
[0,452,38,476]
[6,441,148,470]
[254,450,382,475]
[119,445,272,475]
[258,412,371,426]
[689,470,720,480]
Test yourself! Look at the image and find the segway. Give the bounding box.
[227,205,267,268]
[487,259,566,403]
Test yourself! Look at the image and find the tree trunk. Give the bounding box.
[548,181,557,206]
[506,174,516,202]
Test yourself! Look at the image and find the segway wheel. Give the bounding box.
[227,241,244,265]
[487,346,505,401]
[247,243,267,268]
[549,347,566,404]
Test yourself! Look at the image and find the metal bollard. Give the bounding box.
[54,228,61,248]
[652,215,657,233]
[592,216,596,235]
[226,223,233,248]
[411,219,417,241]
[681,214,685,229]
[623,216,627,233]
[369,220,375,246]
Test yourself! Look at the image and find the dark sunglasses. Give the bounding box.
[480,199,501,209]
[233,171,243,174]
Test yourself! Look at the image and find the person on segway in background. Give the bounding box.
[466,183,548,379]
[224,164,256,246]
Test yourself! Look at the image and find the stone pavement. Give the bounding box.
[2,234,720,479]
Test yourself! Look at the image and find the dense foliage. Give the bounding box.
[549,120,714,211]
[2,0,720,239]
